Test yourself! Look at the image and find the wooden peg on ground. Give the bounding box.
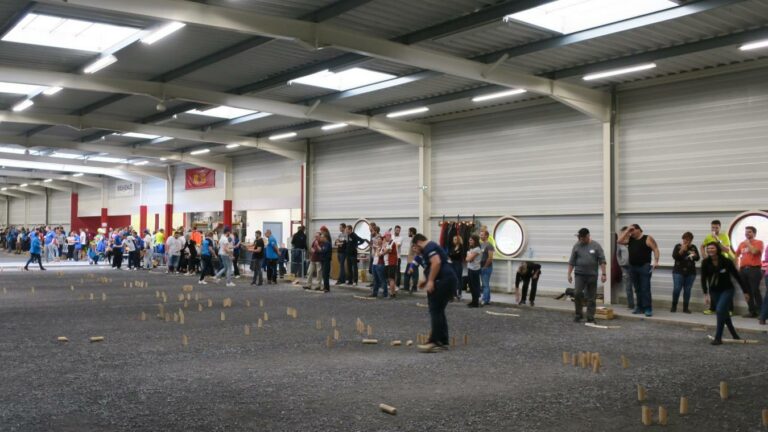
[326,336,333,348]
[183,300,189,309]
[621,355,630,369]
[182,285,193,292]
[246,300,251,307]
[194,293,199,301]
[57,336,69,343]
[173,313,179,322]
[264,312,269,321]
[331,317,337,327]
[316,320,322,330]
[658,406,668,426]
[220,311,226,321]
[198,304,203,312]
[179,309,185,325]
[224,298,232,308]
[123,281,127,288]
[379,404,397,415]
[165,312,171,322]
[637,385,647,402]
[720,381,728,400]
[362,339,378,344]
[390,340,402,346]
[89,293,94,300]
[101,292,106,301]
[186,293,191,301]
[156,290,160,298]
[762,408,768,427]
[244,324,251,336]
[571,353,577,367]
[178,294,185,302]
[129,282,133,289]
[334,329,340,341]
[207,299,213,308]
[406,340,413,346]
[463,334,469,346]
[562,352,570,365]
[679,397,689,415]
[641,405,652,426]
[140,312,146,321]
[258,318,263,328]
[89,336,105,343]
[592,356,601,374]
[259,299,264,307]
[182,335,188,346]
[70,285,74,291]
[367,325,373,336]
[450,336,456,347]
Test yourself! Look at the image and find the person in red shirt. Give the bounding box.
[382,231,398,298]
[737,225,764,318]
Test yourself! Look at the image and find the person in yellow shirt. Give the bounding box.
[700,220,733,315]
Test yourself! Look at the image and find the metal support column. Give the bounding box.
[418,128,432,236]
[602,89,618,305]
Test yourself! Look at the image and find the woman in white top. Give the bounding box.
[465,234,483,308]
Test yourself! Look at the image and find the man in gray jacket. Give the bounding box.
[567,228,607,323]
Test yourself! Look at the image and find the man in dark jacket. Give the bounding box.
[345,224,368,285]
[291,226,307,276]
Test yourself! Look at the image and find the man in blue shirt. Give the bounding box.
[412,233,457,353]
[44,229,56,262]
[264,229,279,284]
[24,228,46,271]
[199,231,216,285]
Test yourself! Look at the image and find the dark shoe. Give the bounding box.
[40,268,46,271]
[367,294,377,298]
[670,306,677,313]
[518,300,525,305]
[529,302,535,307]
[683,308,692,314]
[467,303,479,308]
[632,308,642,314]
[644,309,653,317]
[574,316,582,323]
[323,289,330,293]
[759,320,766,325]
[586,318,595,324]
[742,313,758,318]
[711,339,722,346]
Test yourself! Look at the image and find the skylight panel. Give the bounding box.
[50,152,84,160]
[121,132,161,140]
[2,13,143,52]
[186,106,259,119]
[0,82,45,95]
[504,0,677,34]
[88,156,128,164]
[289,67,395,91]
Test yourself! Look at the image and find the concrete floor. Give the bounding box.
[1,256,767,431]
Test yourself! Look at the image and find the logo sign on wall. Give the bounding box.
[493,216,528,257]
[115,181,135,197]
[185,168,216,190]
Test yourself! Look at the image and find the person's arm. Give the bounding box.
[617,230,631,245]
[647,236,660,270]
[672,244,682,261]
[567,264,574,284]
[726,259,747,293]
[483,246,494,268]
[465,250,478,263]
[700,261,710,301]
[532,265,541,280]
[692,247,700,262]
[515,271,522,288]
[597,245,607,283]
[747,240,762,255]
[423,254,441,294]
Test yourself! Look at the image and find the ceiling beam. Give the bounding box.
[0,66,425,148]
[0,168,93,189]
[10,185,46,196]
[0,152,162,182]
[42,0,607,119]
[0,135,230,172]
[0,190,26,199]
[24,0,373,137]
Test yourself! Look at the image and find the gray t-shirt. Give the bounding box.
[568,241,606,276]
[481,242,495,268]
[467,246,482,271]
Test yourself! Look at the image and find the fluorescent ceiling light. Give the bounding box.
[50,152,84,160]
[269,132,297,141]
[43,86,63,96]
[20,183,28,187]
[0,81,45,95]
[3,13,143,53]
[186,106,258,119]
[84,55,118,74]
[472,89,527,102]
[289,67,395,91]
[121,132,161,140]
[583,63,656,81]
[12,99,34,112]
[321,123,348,131]
[386,107,429,118]
[133,160,149,166]
[160,158,168,161]
[190,149,210,155]
[740,38,768,51]
[226,144,241,149]
[43,179,52,183]
[141,22,186,45]
[0,187,6,191]
[88,156,127,164]
[0,147,28,155]
[504,0,676,34]
[72,173,84,177]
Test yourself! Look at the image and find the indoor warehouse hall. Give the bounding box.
[1,0,768,431]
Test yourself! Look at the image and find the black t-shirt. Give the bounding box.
[252,238,265,259]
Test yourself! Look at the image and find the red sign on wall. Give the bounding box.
[185,168,216,190]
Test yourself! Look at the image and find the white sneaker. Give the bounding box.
[234,276,241,279]
[198,280,207,285]
[213,278,221,283]
[226,282,236,287]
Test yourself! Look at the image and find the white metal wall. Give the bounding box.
[233,152,302,211]
[27,194,45,225]
[173,166,225,213]
[617,68,768,309]
[311,132,419,221]
[47,191,70,227]
[0,199,7,226]
[77,187,102,217]
[9,197,25,224]
[430,103,604,295]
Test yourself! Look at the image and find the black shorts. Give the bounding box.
[385,265,397,279]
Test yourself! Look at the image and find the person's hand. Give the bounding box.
[567,274,573,284]
[744,293,751,304]
[418,280,426,289]
[652,262,658,271]
[600,274,607,283]
[425,280,435,294]
[704,294,710,306]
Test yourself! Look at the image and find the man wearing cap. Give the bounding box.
[567,228,607,323]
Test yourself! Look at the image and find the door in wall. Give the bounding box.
[263,222,283,246]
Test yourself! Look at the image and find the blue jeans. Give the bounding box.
[481,266,493,304]
[760,276,768,321]
[403,266,419,292]
[629,263,653,311]
[216,255,233,283]
[672,273,695,310]
[168,254,180,272]
[451,260,463,298]
[621,266,634,308]
[373,264,387,297]
[712,288,739,340]
[337,253,346,283]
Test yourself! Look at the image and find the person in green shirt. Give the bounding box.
[700,220,734,315]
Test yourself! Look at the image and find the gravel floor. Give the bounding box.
[1,268,766,432]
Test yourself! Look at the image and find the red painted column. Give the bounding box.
[164,203,173,235]
[223,200,233,228]
[100,207,108,228]
[154,213,159,231]
[70,193,79,231]
[139,205,148,233]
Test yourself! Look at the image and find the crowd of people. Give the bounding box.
[5,216,767,349]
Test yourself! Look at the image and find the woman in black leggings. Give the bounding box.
[701,243,742,345]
